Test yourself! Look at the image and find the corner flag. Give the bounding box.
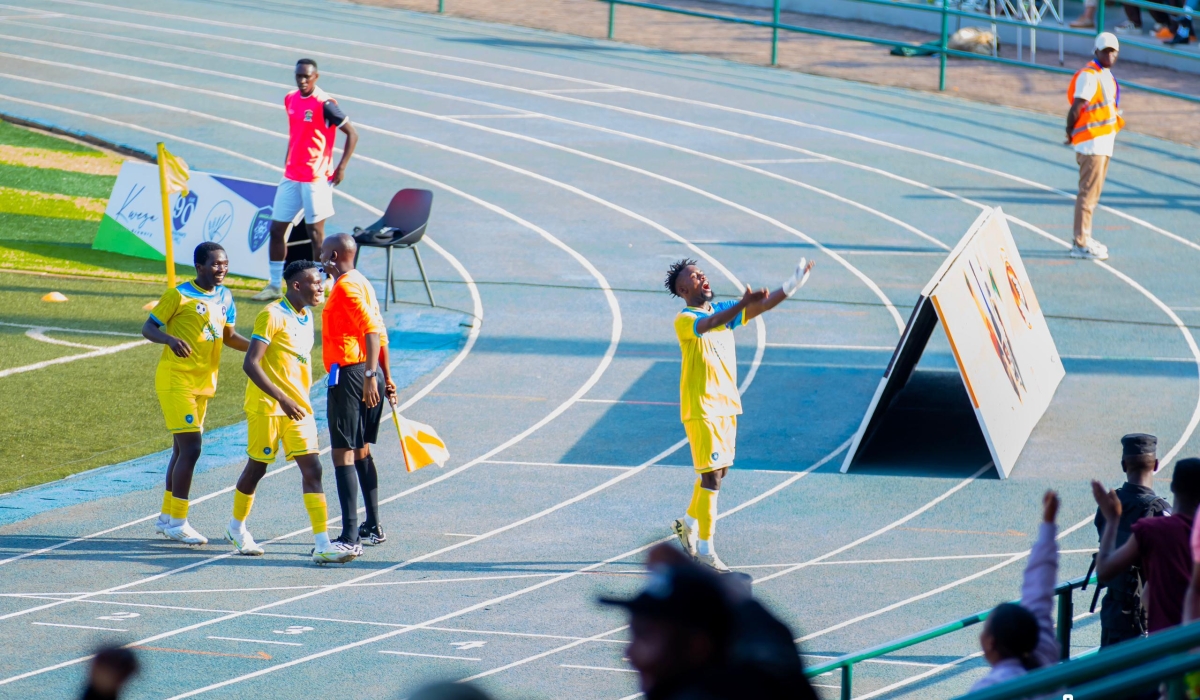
[156,143,190,289]
[389,402,449,472]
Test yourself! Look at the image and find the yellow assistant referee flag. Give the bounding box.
[159,144,190,195]
[390,407,449,472]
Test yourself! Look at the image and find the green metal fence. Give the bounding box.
[802,573,1096,700]
[955,617,1200,700]
[579,0,1200,102]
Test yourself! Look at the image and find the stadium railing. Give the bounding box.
[953,620,1200,700]
[802,573,1095,700]
[446,0,1200,102]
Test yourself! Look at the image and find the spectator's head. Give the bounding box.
[601,554,735,694]
[83,646,139,700]
[980,602,1040,670]
[408,682,492,700]
[1121,433,1158,480]
[1094,32,1119,67]
[1171,458,1200,513]
[192,242,228,288]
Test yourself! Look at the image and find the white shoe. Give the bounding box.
[1114,20,1143,34]
[671,519,697,558]
[154,514,171,536]
[226,525,264,556]
[250,285,283,301]
[696,552,731,573]
[312,540,357,565]
[1069,241,1109,260]
[165,522,209,545]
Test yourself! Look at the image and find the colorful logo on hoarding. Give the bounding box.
[249,206,273,252]
[203,200,234,243]
[172,190,198,233]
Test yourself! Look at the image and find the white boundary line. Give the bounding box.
[0,339,149,378]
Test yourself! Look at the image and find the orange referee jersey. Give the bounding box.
[322,269,386,372]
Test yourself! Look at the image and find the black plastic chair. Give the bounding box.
[352,189,435,310]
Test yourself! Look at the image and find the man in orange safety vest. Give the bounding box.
[1066,32,1123,261]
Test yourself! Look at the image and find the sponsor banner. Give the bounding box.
[94,162,276,279]
[842,207,1063,478]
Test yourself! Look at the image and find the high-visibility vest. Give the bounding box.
[1067,60,1124,145]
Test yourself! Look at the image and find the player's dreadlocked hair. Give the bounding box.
[664,258,697,298]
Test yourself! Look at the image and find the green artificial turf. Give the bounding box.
[0,119,99,153]
[0,162,116,199]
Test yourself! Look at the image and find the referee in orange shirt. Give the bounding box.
[319,233,396,552]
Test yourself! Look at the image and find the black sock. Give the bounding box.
[333,464,359,543]
[356,455,380,529]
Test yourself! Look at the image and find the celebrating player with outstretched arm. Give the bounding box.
[227,260,357,564]
[142,242,250,545]
[665,257,814,572]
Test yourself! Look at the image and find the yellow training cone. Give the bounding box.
[41,292,68,302]
[143,301,157,311]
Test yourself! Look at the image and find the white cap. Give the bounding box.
[1095,32,1119,52]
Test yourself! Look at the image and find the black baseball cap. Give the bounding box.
[600,561,735,641]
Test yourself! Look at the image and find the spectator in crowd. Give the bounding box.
[601,544,817,700]
[1093,458,1200,634]
[409,682,492,700]
[1166,0,1199,43]
[1094,433,1170,647]
[1081,0,1179,35]
[1066,33,1123,261]
[970,491,1061,691]
[79,646,139,700]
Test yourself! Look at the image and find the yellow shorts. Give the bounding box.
[684,416,737,473]
[247,412,320,462]
[158,392,209,433]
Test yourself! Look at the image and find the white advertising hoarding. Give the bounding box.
[842,207,1064,478]
[94,162,276,280]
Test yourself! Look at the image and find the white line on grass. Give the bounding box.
[0,339,148,379]
[24,327,100,350]
[0,321,141,336]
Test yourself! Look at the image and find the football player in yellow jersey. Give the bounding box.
[226,260,356,564]
[665,257,814,572]
[142,242,249,545]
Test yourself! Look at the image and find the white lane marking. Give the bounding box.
[0,39,908,333]
[735,158,830,164]
[463,626,630,682]
[802,653,939,669]
[795,516,1095,643]
[24,327,102,350]
[483,460,635,471]
[29,0,1200,255]
[207,636,302,647]
[765,342,894,351]
[753,463,991,585]
[379,651,480,661]
[32,622,126,631]
[853,650,986,699]
[442,533,479,538]
[450,641,486,650]
[538,88,627,94]
[735,548,1097,569]
[560,664,637,673]
[0,339,149,378]
[440,114,540,119]
[0,321,141,337]
[575,399,677,406]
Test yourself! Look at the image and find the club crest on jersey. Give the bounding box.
[219,304,228,321]
[249,206,273,253]
[303,109,313,122]
[711,452,720,461]
[185,414,194,424]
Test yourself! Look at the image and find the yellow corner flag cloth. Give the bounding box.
[391,409,448,473]
[159,144,190,196]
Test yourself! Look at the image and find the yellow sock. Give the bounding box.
[170,496,189,521]
[696,487,718,541]
[686,478,702,520]
[161,490,173,517]
[232,490,254,523]
[303,493,328,535]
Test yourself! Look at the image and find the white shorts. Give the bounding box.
[272,178,334,224]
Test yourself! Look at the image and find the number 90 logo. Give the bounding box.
[172,191,199,232]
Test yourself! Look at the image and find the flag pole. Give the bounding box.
[156,142,176,289]
[390,396,411,472]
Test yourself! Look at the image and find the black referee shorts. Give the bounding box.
[327,362,384,450]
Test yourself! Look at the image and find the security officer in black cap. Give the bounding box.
[1092,433,1169,647]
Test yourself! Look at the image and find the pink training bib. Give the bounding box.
[283,87,341,182]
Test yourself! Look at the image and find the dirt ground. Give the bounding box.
[353,0,1200,146]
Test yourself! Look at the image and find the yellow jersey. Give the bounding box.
[150,281,236,396]
[245,297,314,416]
[674,300,745,422]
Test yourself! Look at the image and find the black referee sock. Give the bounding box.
[355,456,380,529]
[333,464,359,543]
